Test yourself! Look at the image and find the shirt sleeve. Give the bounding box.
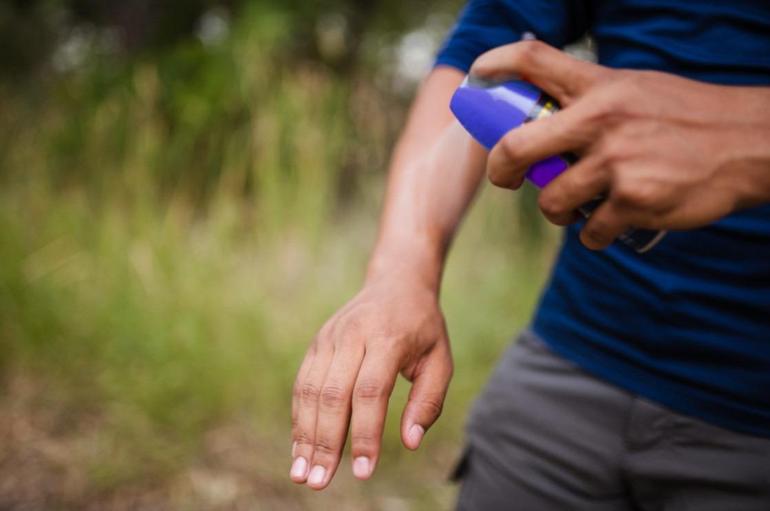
[435,0,589,72]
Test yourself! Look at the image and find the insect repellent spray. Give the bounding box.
[450,76,666,253]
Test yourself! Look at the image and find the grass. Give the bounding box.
[0,9,559,509]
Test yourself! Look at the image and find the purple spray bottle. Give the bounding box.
[450,75,666,253]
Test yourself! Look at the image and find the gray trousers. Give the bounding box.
[453,331,770,510]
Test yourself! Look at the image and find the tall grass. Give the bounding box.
[0,7,557,509]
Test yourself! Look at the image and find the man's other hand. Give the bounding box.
[471,40,770,250]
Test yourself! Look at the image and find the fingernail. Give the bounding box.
[290,456,308,480]
[409,424,425,447]
[353,456,371,479]
[307,465,326,487]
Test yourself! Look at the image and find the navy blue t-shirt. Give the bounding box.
[436,0,770,437]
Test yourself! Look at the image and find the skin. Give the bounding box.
[290,40,770,490]
[289,67,487,490]
[474,41,770,249]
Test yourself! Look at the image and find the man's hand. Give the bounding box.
[290,268,452,490]
[471,41,770,249]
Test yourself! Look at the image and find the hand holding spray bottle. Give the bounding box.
[449,59,666,253]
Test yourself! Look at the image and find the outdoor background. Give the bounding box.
[0,1,562,509]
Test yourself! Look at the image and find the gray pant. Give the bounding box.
[454,331,770,510]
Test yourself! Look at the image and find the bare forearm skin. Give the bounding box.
[367,67,488,290]
[290,69,485,491]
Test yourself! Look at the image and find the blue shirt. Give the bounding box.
[436,0,770,437]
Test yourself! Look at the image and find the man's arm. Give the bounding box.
[472,41,770,248]
[368,67,488,289]
[290,66,488,491]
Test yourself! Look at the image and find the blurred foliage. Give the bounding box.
[0,1,555,509]
[0,0,472,211]
[0,0,244,78]
[0,0,462,82]
[2,4,390,212]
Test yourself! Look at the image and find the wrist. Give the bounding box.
[723,142,770,208]
[717,96,770,207]
[366,236,445,292]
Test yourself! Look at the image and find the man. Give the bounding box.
[289,1,770,508]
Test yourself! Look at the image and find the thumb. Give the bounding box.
[469,40,605,106]
[401,345,453,450]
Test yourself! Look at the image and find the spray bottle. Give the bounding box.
[450,75,666,253]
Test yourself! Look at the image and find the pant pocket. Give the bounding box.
[450,444,473,483]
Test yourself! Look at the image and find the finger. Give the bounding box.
[290,341,333,484]
[538,155,609,225]
[349,345,400,481]
[401,344,453,451]
[486,101,595,189]
[291,349,315,456]
[306,343,365,490]
[470,40,606,106]
[579,200,629,250]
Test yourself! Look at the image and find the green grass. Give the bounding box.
[0,179,557,509]
[0,9,558,508]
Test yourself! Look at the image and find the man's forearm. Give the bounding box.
[291,73,478,490]
[367,67,488,290]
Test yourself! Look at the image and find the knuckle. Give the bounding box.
[597,137,631,167]
[317,321,333,341]
[315,319,338,346]
[300,382,321,403]
[351,431,379,446]
[305,341,319,357]
[417,393,445,419]
[571,169,602,192]
[363,334,392,351]
[488,145,519,187]
[613,181,656,210]
[582,229,608,249]
[487,166,512,188]
[517,40,546,65]
[586,219,611,240]
[538,191,566,219]
[615,71,651,98]
[634,184,660,209]
[294,429,313,446]
[499,135,521,164]
[313,437,339,457]
[632,191,657,210]
[314,332,333,351]
[586,103,613,128]
[604,72,635,97]
[337,306,380,341]
[612,185,635,207]
[340,314,364,336]
[586,93,625,127]
[320,384,348,409]
[472,40,546,77]
[583,63,612,85]
[470,53,494,77]
[354,380,388,402]
[351,432,379,453]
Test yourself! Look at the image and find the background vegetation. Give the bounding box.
[0,1,558,509]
